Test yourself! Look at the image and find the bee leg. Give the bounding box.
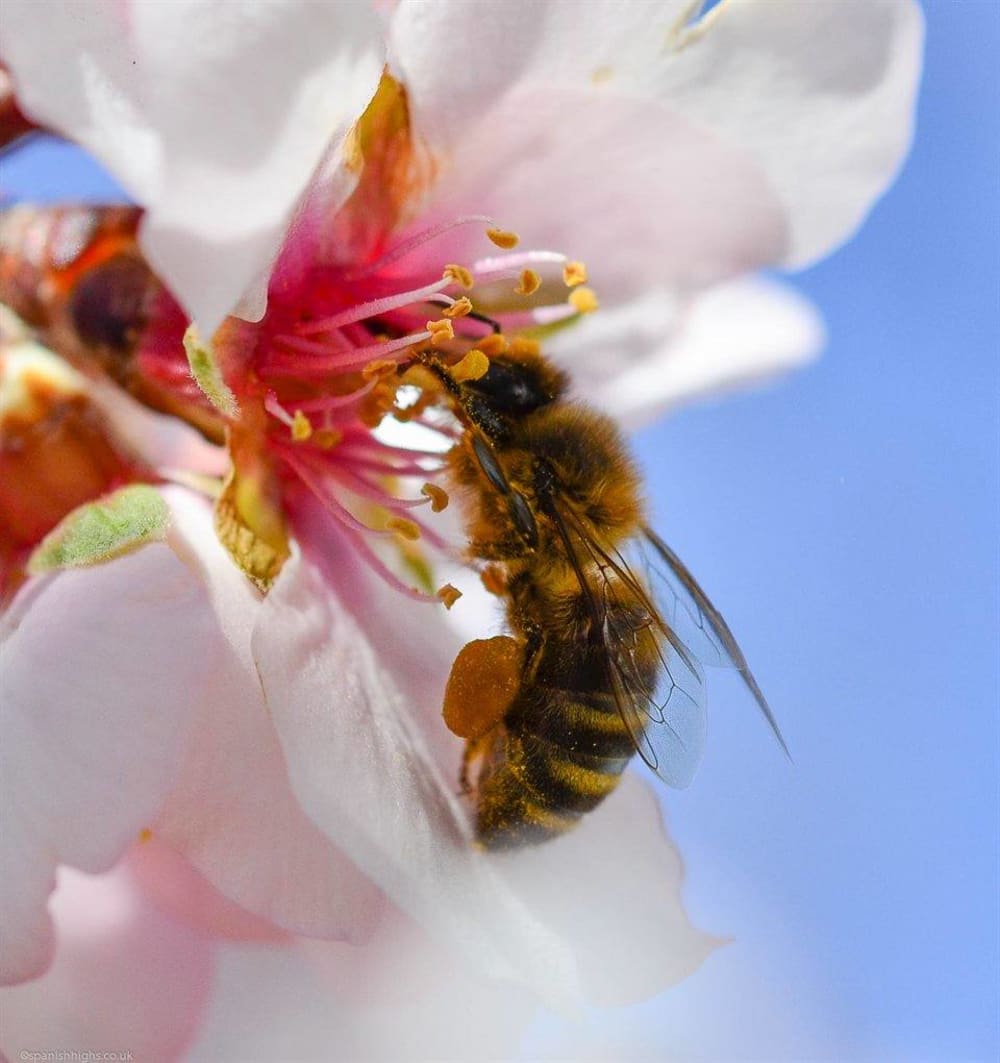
[459,733,492,796]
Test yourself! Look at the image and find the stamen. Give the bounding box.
[421,482,449,511]
[451,349,490,383]
[437,584,462,610]
[348,215,494,279]
[291,410,314,442]
[295,278,451,335]
[264,392,295,427]
[477,333,510,356]
[426,318,455,342]
[271,332,431,376]
[444,264,475,289]
[293,378,377,412]
[362,359,400,380]
[563,261,588,287]
[569,287,599,313]
[442,296,473,319]
[386,516,421,541]
[515,269,541,296]
[486,227,520,250]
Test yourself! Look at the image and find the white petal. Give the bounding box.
[391,0,922,297]
[0,535,218,983]
[155,487,387,942]
[188,911,535,1062]
[493,775,721,1006]
[0,864,215,1057]
[251,543,580,1005]
[550,277,824,429]
[0,0,385,333]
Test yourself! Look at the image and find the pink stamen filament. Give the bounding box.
[269,332,429,376]
[346,214,495,280]
[295,278,453,335]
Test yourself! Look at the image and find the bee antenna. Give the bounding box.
[464,309,502,334]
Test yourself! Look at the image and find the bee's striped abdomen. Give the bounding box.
[475,635,651,849]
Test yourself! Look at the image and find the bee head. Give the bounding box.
[463,349,568,415]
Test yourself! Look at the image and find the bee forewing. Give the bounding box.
[638,528,790,757]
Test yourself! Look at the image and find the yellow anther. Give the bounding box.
[477,333,509,356]
[509,336,541,357]
[426,318,455,342]
[138,827,153,843]
[421,482,450,512]
[291,410,313,442]
[569,286,599,313]
[451,348,490,383]
[362,358,399,380]
[515,268,541,296]
[387,516,421,541]
[314,427,343,449]
[486,227,520,250]
[444,264,474,289]
[481,565,506,596]
[437,583,462,610]
[563,260,588,287]
[442,296,473,319]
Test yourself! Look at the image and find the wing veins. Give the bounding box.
[642,527,791,759]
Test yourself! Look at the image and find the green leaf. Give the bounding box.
[28,485,170,573]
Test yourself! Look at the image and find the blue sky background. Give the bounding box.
[2,2,996,1059]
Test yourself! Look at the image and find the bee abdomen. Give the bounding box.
[476,690,633,849]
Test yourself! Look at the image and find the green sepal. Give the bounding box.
[183,325,239,418]
[28,484,170,573]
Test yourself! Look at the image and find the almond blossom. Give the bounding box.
[0,0,922,1056]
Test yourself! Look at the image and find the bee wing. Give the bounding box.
[634,528,789,757]
[548,503,709,789]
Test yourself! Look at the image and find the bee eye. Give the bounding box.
[466,360,552,413]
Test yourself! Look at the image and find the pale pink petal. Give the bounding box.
[0,0,385,333]
[129,837,289,943]
[155,486,387,943]
[494,775,722,1006]
[189,908,535,1061]
[251,540,580,1004]
[0,864,215,1059]
[391,0,922,298]
[550,277,824,429]
[0,537,218,984]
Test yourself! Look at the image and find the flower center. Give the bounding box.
[248,217,596,602]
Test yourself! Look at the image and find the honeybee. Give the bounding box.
[422,344,788,849]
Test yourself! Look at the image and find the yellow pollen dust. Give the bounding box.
[138,827,153,844]
[291,410,313,442]
[515,268,541,296]
[437,583,462,610]
[444,264,474,289]
[442,296,473,319]
[477,333,509,356]
[386,516,421,541]
[510,336,541,357]
[569,286,599,313]
[362,358,399,380]
[563,260,588,287]
[421,482,449,512]
[314,427,343,450]
[451,348,490,383]
[426,318,455,342]
[486,227,520,250]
